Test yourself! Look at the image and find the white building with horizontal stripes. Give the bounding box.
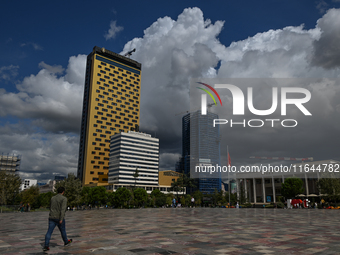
[108,131,159,186]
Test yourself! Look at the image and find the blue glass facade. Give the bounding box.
[181,111,221,194]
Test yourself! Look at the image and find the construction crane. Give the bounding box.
[250,156,313,162]
[124,48,136,58]
[175,103,215,116]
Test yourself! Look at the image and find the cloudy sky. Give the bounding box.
[1,0,340,182]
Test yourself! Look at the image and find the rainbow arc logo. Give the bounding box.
[197,82,222,115]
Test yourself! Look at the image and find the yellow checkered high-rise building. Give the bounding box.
[77,46,141,186]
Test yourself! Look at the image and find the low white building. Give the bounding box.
[235,159,340,203]
[20,179,37,191]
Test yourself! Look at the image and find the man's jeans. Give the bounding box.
[44,218,68,247]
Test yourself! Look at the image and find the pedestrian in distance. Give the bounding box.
[43,187,72,252]
[191,197,195,208]
[172,197,176,208]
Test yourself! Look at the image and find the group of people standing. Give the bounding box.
[19,202,30,212]
[172,197,195,208]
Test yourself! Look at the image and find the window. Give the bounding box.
[92,142,96,145]
[90,171,94,174]
[98,172,104,175]
[91,151,96,154]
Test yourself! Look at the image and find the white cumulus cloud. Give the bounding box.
[104,20,124,40]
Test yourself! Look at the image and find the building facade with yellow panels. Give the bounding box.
[158,170,182,186]
[77,46,142,186]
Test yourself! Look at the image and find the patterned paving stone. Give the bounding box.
[1,208,340,254]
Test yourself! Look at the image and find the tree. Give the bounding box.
[281,177,304,199]
[0,171,21,205]
[38,192,55,207]
[133,188,148,207]
[81,186,91,205]
[89,186,108,206]
[224,192,237,206]
[192,190,203,206]
[170,178,184,201]
[114,187,132,207]
[21,185,40,208]
[317,178,340,202]
[133,168,139,188]
[54,173,82,207]
[107,192,115,207]
[151,189,166,207]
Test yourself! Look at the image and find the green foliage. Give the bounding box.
[225,192,237,206]
[21,185,40,208]
[114,187,132,207]
[166,196,172,206]
[155,195,166,207]
[54,173,82,207]
[37,191,55,207]
[240,203,252,208]
[133,188,147,207]
[89,186,108,206]
[317,178,340,202]
[150,189,162,197]
[150,189,166,207]
[81,186,91,205]
[281,177,304,199]
[107,191,115,206]
[276,202,284,208]
[0,172,22,205]
[192,190,203,206]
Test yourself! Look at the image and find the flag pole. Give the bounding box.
[228,145,231,208]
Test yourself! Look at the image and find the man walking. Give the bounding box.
[43,187,72,251]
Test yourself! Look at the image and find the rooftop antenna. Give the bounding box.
[125,48,136,58]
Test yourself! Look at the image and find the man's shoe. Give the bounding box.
[64,239,72,246]
[43,246,49,251]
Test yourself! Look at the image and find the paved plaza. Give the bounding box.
[1,208,340,254]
